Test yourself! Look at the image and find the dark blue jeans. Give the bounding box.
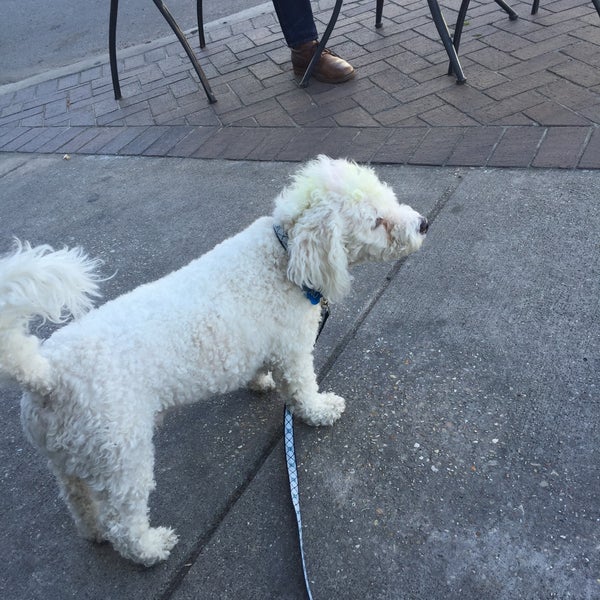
[272,0,318,48]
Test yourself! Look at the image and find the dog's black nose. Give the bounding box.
[419,217,429,235]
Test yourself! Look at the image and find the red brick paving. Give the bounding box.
[1,0,600,168]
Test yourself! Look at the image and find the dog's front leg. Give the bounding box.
[273,352,345,426]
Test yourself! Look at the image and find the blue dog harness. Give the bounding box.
[273,223,322,305]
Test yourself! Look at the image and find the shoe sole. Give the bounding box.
[293,67,356,84]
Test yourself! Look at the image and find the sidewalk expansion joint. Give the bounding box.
[157,425,284,600]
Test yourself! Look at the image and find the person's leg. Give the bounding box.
[272,0,318,47]
[272,0,355,84]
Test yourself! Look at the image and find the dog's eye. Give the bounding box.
[374,217,384,229]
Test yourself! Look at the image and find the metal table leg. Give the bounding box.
[298,0,344,87]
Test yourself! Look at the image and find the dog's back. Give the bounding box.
[1,216,309,410]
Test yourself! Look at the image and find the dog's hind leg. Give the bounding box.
[93,439,178,566]
[273,351,346,426]
[53,469,103,542]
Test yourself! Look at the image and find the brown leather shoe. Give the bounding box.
[291,40,355,84]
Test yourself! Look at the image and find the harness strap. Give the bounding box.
[273,224,323,305]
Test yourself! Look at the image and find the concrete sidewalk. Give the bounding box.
[0,154,598,599]
[1,0,600,597]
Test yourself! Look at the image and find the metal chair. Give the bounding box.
[194,0,511,85]
[109,0,216,103]
[117,0,600,96]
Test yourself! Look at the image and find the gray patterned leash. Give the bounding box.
[284,406,314,600]
[283,304,328,600]
[275,222,330,599]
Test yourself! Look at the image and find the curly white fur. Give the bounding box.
[0,156,427,566]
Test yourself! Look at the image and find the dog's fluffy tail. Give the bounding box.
[0,240,102,392]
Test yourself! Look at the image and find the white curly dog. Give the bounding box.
[0,155,428,566]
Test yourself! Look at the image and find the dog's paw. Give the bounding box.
[298,392,346,427]
[136,526,179,567]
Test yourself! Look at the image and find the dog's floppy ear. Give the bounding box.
[287,204,351,303]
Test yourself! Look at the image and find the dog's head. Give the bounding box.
[273,155,428,302]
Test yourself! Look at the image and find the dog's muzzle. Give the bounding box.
[419,217,429,235]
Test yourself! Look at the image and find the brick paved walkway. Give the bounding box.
[1,0,599,167]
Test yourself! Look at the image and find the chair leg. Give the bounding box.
[197,0,206,48]
[447,0,517,76]
[109,0,121,100]
[152,0,216,103]
[447,0,470,76]
[427,0,466,83]
[375,0,384,28]
[494,0,519,20]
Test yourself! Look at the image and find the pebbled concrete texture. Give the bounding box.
[295,168,600,599]
[166,166,600,600]
[1,154,598,599]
